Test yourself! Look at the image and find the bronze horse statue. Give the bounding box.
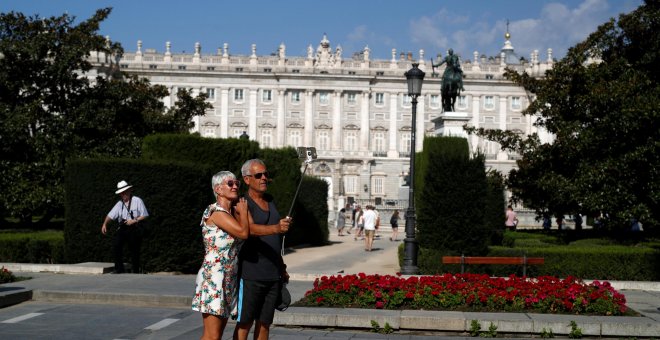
[433,49,464,112]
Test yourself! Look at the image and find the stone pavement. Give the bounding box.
[2,231,660,338]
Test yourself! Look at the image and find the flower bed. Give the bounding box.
[298,273,629,316]
[0,266,17,284]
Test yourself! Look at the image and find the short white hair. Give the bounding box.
[241,159,265,176]
[211,171,236,196]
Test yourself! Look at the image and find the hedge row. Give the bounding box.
[404,239,660,281]
[0,231,64,263]
[64,134,329,273]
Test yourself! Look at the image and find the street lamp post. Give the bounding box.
[402,63,425,275]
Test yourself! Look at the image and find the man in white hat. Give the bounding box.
[101,180,149,273]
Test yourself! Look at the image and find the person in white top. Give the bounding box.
[101,180,149,273]
[362,205,378,251]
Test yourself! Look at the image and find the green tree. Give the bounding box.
[0,9,210,225]
[466,0,660,232]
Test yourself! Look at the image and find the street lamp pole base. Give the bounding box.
[401,236,419,275]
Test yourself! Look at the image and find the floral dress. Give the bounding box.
[191,203,243,318]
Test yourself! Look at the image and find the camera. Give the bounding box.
[296,146,317,163]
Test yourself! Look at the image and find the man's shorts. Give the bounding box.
[236,279,280,325]
[364,230,375,237]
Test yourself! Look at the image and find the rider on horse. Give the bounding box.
[433,49,464,112]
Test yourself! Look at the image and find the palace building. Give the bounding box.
[89,31,555,214]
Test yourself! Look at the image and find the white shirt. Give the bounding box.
[362,209,377,231]
[107,196,149,222]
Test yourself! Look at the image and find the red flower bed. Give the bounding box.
[299,273,628,316]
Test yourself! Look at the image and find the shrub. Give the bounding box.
[0,266,16,283]
[416,137,490,256]
[0,230,64,263]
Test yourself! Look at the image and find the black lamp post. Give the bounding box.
[402,63,425,275]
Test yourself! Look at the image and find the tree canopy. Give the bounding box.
[0,8,210,223]
[466,0,660,232]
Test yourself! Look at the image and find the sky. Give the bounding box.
[1,0,642,61]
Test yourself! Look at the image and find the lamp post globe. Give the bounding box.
[402,63,425,275]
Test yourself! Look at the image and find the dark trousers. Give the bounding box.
[113,226,141,273]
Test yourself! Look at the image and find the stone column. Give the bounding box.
[277,90,286,147]
[388,92,398,157]
[304,91,315,146]
[360,92,370,151]
[220,88,229,138]
[249,89,258,139]
[416,94,425,152]
[471,95,481,153]
[498,96,508,160]
[332,91,342,150]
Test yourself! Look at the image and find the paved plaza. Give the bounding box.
[2,230,660,339]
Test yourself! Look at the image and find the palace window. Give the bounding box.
[484,95,495,110]
[457,95,467,109]
[347,93,357,104]
[375,93,384,105]
[345,131,357,151]
[511,96,522,110]
[262,90,272,102]
[206,88,216,100]
[402,94,412,105]
[344,176,358,194]
[288,129,302,147]
[260,129,272,148]
[234,89,244,101]
[430,95,440,107]
[372,177,384,195]
[178,65,186,70]
[203,128,215,138]
[373,132,386,153]
[207,66,215,71]
[291,91,301,103]
[400,132,411,153]
[316,130,330,150]
[319,92,329,105]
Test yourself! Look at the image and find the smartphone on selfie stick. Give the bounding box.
[281,146,317,255]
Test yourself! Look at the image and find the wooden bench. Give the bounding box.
[442,255,545,276]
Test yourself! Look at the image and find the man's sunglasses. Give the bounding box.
[246,171,269,179]
[225,180,241,188]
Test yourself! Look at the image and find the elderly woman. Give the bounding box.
[192,171,249,340]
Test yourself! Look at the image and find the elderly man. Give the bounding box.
[101,180,149,274]
[234,159,291,340]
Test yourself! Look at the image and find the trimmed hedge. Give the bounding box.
[0,230,64,263]
[488,245,660,280]
[65,158,213,273]
[405,231,660,280]
[64,135,329,273]
[416,136,491,255]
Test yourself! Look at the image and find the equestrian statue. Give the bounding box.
[432,49,464,112]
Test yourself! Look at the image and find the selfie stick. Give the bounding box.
[282,149,315,257]
[286,155,314,218]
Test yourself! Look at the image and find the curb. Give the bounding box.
[1,288,659,337]
[0,288,32,309]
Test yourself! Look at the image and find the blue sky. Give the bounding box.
[2,0,641,61]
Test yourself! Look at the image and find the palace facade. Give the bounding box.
[89,32,555,214]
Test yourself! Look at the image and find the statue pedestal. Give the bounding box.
[431,111,471,138]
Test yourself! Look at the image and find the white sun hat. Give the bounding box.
[115,180,133,194]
